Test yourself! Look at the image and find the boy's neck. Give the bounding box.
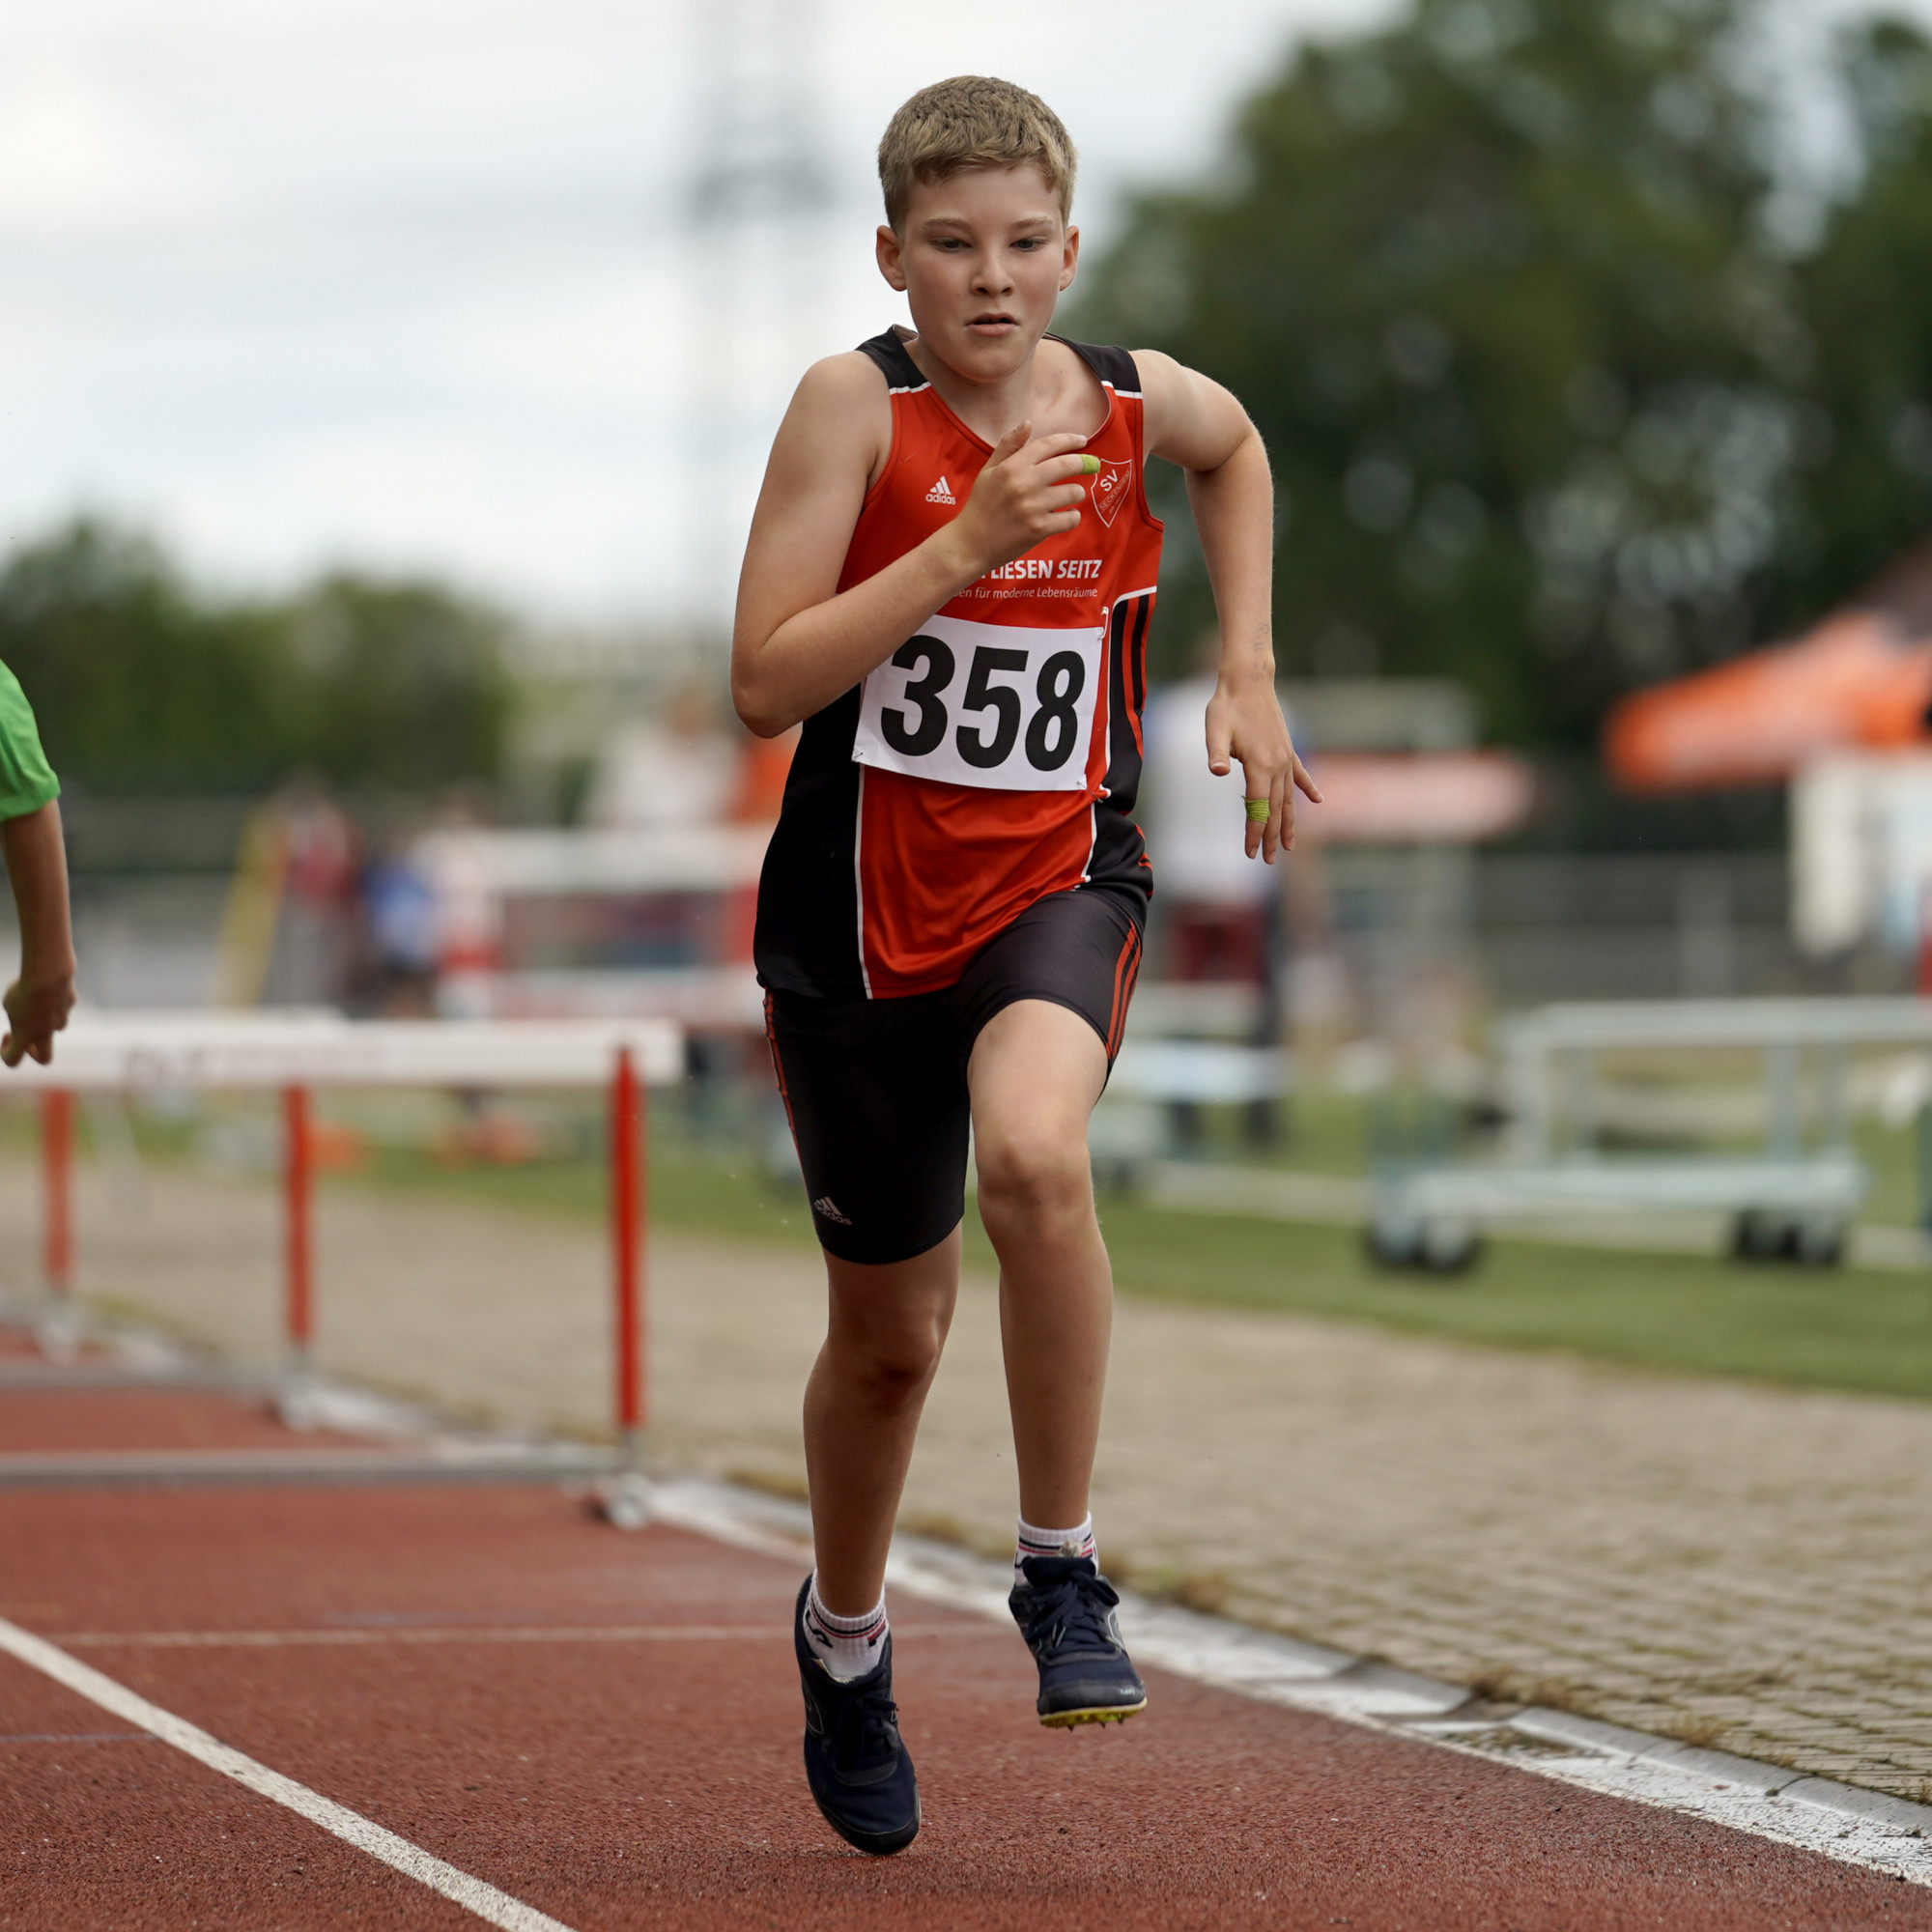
[899,327,1101,447]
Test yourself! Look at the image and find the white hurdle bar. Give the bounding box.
[6,1013,684,1468]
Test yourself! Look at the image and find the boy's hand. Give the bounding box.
[948,422,1095,574]
[3,965,75,1067]
[1206,679,1322,865]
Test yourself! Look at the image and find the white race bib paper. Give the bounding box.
[853,613,1103,793]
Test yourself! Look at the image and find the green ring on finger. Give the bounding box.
[1244,797,1270,823]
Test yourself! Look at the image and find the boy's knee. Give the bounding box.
[828,1314,945,1408]
[856,1334,943,1409]
[976,1120,1091,1222]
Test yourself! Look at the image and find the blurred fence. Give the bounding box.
[1308,849,1899,1013]
[40,795,1912,1024]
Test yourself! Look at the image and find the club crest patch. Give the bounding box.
[1090,459,1132,527]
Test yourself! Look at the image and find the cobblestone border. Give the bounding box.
[650,1475,1932,1890]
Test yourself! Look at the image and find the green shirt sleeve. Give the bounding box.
[0,661,60,821]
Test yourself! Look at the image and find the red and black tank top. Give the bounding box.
[754,327,1163,1001]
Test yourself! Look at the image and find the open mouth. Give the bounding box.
[967,312,1019,333]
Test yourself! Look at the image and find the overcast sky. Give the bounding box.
[0,0,1914,633]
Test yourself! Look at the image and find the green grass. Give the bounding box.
[1085,1197,1932,1403]
[18,1090,1932,1405]
[343,1138,823,1250]
[348,1136,1932,1405]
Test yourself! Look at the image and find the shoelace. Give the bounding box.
[1015,1571,1123,1660]
[834,1688,902,1774]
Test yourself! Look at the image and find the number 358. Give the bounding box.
[880,637,1088,773]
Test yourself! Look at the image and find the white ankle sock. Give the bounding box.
[802,1577,888,1683]
[1013,1515,1096,1589]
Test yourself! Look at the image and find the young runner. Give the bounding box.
[731,75,1318,1856]
[0,663,74,1069]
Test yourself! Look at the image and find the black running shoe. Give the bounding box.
[1009,1554,1148,1728]
[793,1579,920,1855]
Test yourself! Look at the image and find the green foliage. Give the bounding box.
[0,519,515,792]
[1072,0,1932,746]
[1778,20,1932,632]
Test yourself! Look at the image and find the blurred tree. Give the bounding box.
[1071,0,1833,744]
[277,575,514,790]
[1777,18,1932,631]
[0,522,286,789]
[0,520,514,792]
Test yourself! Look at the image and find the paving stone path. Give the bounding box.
[7,1153,1932,1801]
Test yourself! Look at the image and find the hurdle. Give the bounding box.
[5,1012,682,1514]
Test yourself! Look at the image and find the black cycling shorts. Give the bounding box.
[763,883,1145,1265]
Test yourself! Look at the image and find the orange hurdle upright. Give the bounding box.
[611,1045,647,1470]
[283,1085,313,1379]
[41,1089,73,1297]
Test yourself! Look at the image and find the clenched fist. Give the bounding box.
[943,422,1096,577]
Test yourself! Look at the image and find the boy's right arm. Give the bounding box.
[730,355,1097,738]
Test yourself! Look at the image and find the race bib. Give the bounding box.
[853,613,1103,793]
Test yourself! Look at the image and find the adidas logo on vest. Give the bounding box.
[924,476,955,504]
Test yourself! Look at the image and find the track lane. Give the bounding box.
[8,1479,1932,1931]
[0,1649,487,1932]
[0,1387,359,1454]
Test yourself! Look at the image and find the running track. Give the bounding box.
[2,1359,1929,1928]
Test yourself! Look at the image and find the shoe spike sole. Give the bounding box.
[1039,1700,1147,1729]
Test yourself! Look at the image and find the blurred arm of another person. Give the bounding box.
[0,664,74,1067]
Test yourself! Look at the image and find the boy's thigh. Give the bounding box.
[765,989,971,1265]
[951,883,1146,1079]
[967,1000,1110,1187]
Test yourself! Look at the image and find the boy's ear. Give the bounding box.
[1059,224,1081,296]
[876,223,909,292]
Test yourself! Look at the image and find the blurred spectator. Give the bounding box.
[727,724,800,824]
[585,682,737,830]
[356,838,440,1015]
[263,778,360,1008]
[1145,665,1284,977]
[1143,654,1292,1146]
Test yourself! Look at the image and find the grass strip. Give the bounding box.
[337,1141,1932,1405]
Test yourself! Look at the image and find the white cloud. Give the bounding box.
[0,65,214,234]
[0,0,1409,621]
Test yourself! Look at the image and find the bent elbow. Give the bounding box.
[730,668,794,740]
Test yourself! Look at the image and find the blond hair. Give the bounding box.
[877,76,1077,233]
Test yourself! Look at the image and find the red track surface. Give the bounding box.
[3,1372,1930,1930]
[0,1327,103,1364]
[0,1387,359,1454]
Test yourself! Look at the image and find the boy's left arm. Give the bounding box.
[1138,351,1320,863]
[0,664,74,1066]
[1,802,75,1067]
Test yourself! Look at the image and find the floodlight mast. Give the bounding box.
[680,0,836,651]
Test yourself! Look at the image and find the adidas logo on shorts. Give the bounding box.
[812,1195,853,1225]
[924,475,955,505]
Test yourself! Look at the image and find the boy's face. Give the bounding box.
[877,165,1078,384]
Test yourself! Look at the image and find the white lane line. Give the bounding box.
[0,1615,579,1932]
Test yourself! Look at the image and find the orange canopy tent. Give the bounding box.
[1604,542,1932,793]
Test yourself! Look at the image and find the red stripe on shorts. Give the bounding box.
[763,991,801,1141]
[1105,923,1142,1060]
